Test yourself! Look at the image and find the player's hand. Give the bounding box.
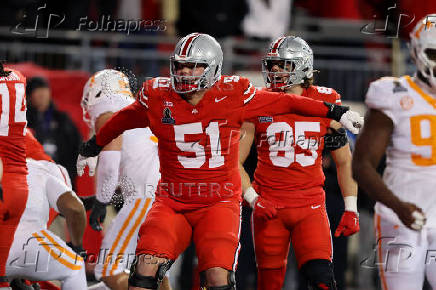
[89,199,107,231]
[77,155,98,176]
[393,201,426,231]
[66,242,87,261]
[253,197,278,221]
[334,211,360,237]
[78,135,103,158]
[339,110,364,134]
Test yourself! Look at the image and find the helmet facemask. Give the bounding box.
[415,47,436,89]
[262,57,307,90]
[410,15,436,91]
[170,58,212,94]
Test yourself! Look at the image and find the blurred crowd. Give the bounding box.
[1,0,435,39]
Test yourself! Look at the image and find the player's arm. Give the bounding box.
[78,100,149,158]
[352,109,425,230]
[239,122,256,205]
[57,191,86,249]
[329,138,359,237]
[243,88,363,134]
[238,121,277,219]
[89,112,123,231]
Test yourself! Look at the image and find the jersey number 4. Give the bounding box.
[0,82,26,136]
[174,122,224,168]
[267,121,320,167]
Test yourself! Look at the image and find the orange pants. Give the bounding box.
[0,172,29,284]
[136,199,241,272]
[252,204,332,269]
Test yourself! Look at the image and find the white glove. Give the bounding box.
[411,210,426,231]
[243,187,259,208]
[77,155,98,176]
[339,110,364,134]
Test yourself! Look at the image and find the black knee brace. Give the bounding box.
[200,270,236,290]
[128,258,174,289]
[300,259,337,290]
[9,279,40,290]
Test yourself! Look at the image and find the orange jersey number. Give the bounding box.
[410,115,436,166]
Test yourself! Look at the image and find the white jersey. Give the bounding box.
[87,95,160,203]
[6,159,87,288]
[366,75,436,226]
[22,159,73,228]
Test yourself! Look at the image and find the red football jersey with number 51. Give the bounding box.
[251,86,341,208]
[0,69,27,174]
[96,76,331,210]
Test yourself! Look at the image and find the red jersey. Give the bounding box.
[251,86,341,208]
[96,76,330,210]
[0,69,27,174]
[25,129,53,162]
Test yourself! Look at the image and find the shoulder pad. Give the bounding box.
[137,77,169,108]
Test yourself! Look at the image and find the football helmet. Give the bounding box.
[262,36,313,89]
[81,69,133,127]
[410,14,436,89]
[170,33,223,94]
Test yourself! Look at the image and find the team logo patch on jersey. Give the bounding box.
[161,107,175,124]
[258,116,273,123]
[400,95,414,110]
[393,81,408,93]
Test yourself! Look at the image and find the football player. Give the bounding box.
[5,157,87,289]
[353,15,436,289]
[0,65,29,288]
[239,36,359,290]
[78,69,168,290]
[77,33,363,290]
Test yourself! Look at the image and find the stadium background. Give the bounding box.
[2,0,435,289]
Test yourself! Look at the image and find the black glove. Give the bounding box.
[66,242,87,262]
[0,184,3,202]
[89,199,107,231]
[324,128,348,151]
[324,102,349,122]
[78,135,103,157]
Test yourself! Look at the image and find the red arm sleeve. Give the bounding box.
[243,89,329,120]
[95,100,149,146]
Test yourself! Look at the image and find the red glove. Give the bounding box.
[334,211,360,237]
[253,197,278,221]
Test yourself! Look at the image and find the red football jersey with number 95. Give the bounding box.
[0,69,27,174]
[251,86,341,208]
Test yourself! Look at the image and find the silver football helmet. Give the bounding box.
[410,14,436,89]
[170,33,223,94]
[81,69,133,127]
[262,36,314,89]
